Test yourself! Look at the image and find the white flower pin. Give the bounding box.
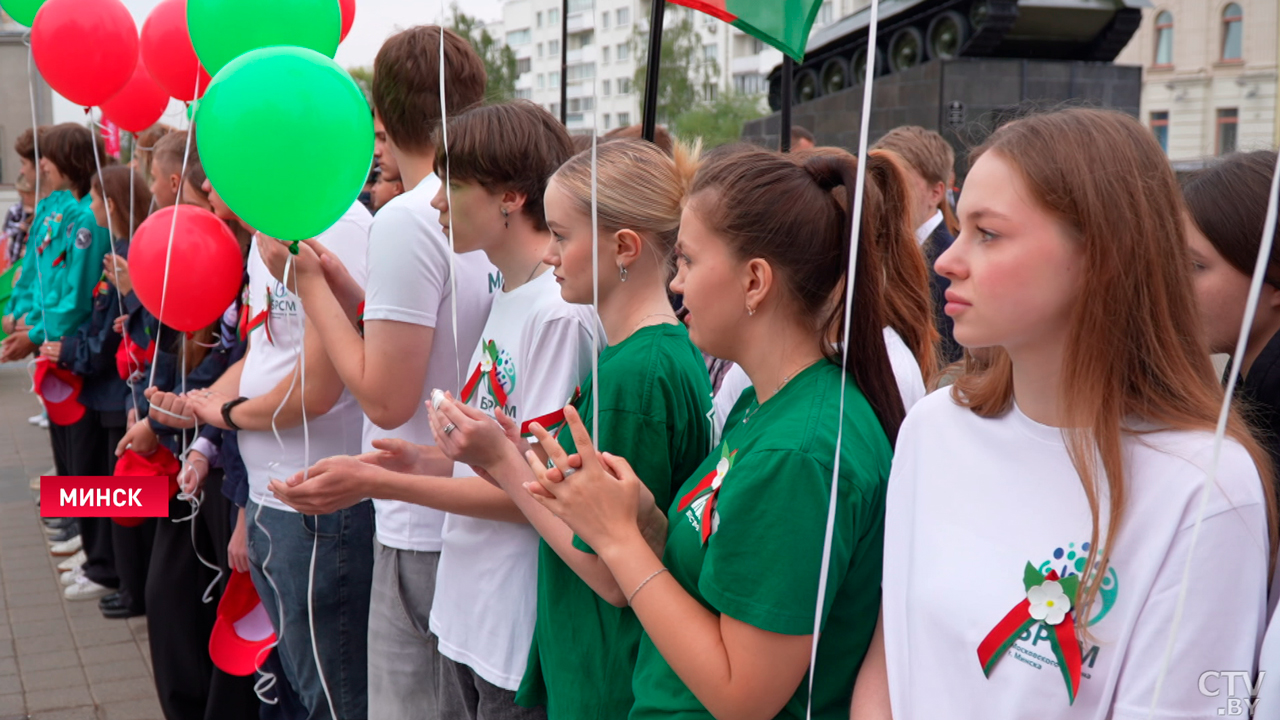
[1026,580,1072,626]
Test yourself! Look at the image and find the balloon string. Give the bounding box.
[806,3,880,718]
[24,39,50,347]
[439,20,460,393]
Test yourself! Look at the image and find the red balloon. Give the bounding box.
[339,0,354,41]
[130,205,243,333]
[101,59,169,134]
[31,0,138,108]
[141,0,211,101]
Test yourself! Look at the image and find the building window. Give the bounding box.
[703,83,717,101]
[616,7,630,25]
[517,58,531,74]
[617,77,632,94]
[820,1,833,25]
[1150,111,1169,152]
[516,88,532,99]
[537,42,544,58]
[566,63,596,81]
[602,79,611,95]
[602,45,610,64]
[568,97,595,112]
[734,73,765,94]
[618,112,631,127]
[702,44,717,61]
[1217,108,1238,155]
[549,103,560,117]
[1222,3,1243,61]
[568,0,593,13]
[752,37,765,54]
[538,74,545,89]
[507,28,531,45]
[568,29,594,50]
[603,113,611,130]
[549,39,560,56]
[1154,11,1173,66]
[548,8,559,26]
[550,72,560,89]
[536,11,543,28]
[602,11,610,29]
[617,42,630,61]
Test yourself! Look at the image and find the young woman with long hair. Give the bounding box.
[424,137,715,718]
[516,145,903,720]
[853,107,1276,718]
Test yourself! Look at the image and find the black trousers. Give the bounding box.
[146,468,259,720]
[107,419,154,614]
[56,411,119,589]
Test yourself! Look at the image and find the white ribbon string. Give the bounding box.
[590,89,599,442]
[806,3,879,717]
[440,20,462,393]
[1145,151,1280,717]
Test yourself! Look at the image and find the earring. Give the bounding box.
[501,207,509,229]
[619,264,628,282]
[747,305,755,316]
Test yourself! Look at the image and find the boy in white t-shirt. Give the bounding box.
[272,101,595,717]
[259,27,498,720]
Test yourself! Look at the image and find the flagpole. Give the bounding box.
[560,0,568,125]
[780,56,793,152]
[640,0,666,142]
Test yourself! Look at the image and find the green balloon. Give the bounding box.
[197,46,372,241]
[187,0,340,75]
[1,0,45,26]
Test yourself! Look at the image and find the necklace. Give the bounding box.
[628,311,677,337]
[742,359,820,424]
[505,261,544,291]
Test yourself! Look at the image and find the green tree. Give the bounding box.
[671,91,767,148]
[348,66,373,107]
[632,14,718,126]
[450,5,519,103]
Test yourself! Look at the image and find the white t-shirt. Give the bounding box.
[240,201,373,512]
[882,389,1269,719]
[429,269,599,690]
[360,174,499,552]
[710,327,926,440]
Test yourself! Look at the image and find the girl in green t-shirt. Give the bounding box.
[515,147,910,720]
[429,139,714,719]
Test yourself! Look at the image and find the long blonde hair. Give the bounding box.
[954,108,1278,630]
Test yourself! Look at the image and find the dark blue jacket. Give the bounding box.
[58,239,130,414]
[925,222,962,364]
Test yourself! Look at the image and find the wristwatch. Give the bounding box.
[221,396,250,431]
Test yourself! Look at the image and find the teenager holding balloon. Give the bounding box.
[851,108,1275,718]
[419,136,714,719]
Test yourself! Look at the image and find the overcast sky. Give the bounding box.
[53,0,505,123]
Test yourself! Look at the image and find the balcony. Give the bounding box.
[566,82,596,99]
[567,12,594,32]
[566,45,597,64]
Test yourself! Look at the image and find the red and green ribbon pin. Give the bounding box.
[242,286,273,344]
[461,340,507,408]
[677,445,737,544]
[520,387,581,438]
[977,562,1083,704]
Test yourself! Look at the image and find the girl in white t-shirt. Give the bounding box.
[853,108,1277,719]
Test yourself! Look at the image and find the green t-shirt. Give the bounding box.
[516,323,713,719]
[629,360,891,720]
[7,190,74,323]
[23,193,110,344]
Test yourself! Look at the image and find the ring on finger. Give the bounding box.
[443,423,457,435]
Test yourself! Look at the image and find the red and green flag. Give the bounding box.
[668,0,822,61]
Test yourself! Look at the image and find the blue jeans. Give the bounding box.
[247,500,376,720]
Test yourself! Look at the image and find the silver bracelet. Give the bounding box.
[627,567,669,606]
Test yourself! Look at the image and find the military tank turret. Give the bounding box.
[768,0,1148,111]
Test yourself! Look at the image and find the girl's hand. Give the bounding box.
[257,234,320,292]
[116,418,158,457]
[426,391,514,471]
[228,507,250,573]
[523,406,643,552]
[104,254,132,296]
[179,449,210,496]
[269,455,369,515]
[186,389,236,429]
[357,437,450,477]
[39,340,61,361]
[143,387,197,429]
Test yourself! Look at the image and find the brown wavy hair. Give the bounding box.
[90,165,152,239]
[952,108,1278,630]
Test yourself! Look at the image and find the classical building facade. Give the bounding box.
[1115,0,1279,168]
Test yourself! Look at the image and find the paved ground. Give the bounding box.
[0,363,164,720]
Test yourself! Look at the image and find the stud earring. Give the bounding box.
[747,305,755,316]
[501,207,509,229]
[619,265,628,282]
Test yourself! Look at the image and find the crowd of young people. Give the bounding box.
[5,22,1280,720]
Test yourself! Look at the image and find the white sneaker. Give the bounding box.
[37,416,49,429]
[27,413,44,426]
[29,476,40,491]
[64,575,112,601]
[60,566,84,586]
[57,550,86,572]
[49,535,82,556]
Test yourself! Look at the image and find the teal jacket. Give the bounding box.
[20,192,111,345]
[6,190,75,326]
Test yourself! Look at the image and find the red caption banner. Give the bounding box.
[39,476,171,518]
